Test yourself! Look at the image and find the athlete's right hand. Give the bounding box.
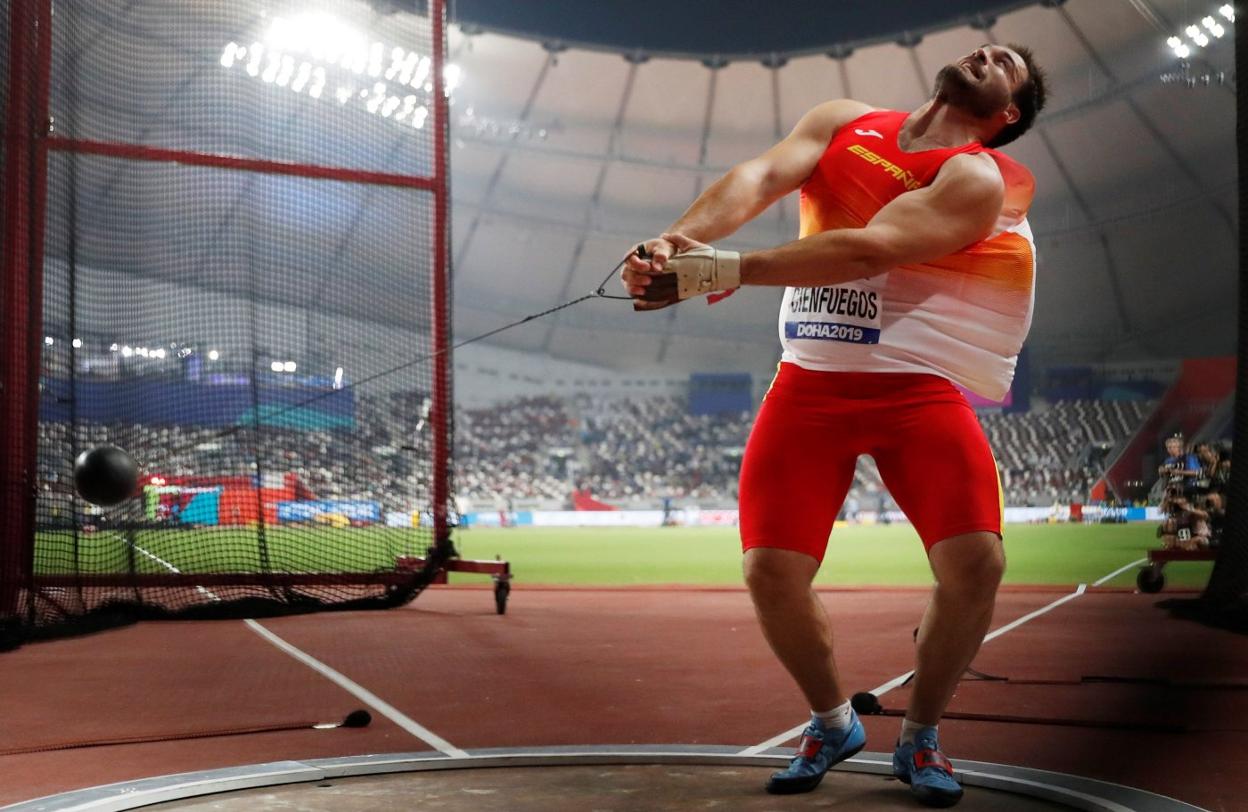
[621,236,677,311]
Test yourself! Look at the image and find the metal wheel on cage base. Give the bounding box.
[1137,566,1166,594]
[494,577,511,615]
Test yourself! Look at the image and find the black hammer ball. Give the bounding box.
[73,446,139,507]
[851,692,884,716]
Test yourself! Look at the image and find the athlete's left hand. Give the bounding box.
[632,232,741,311]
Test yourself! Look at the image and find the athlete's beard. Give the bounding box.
[934,63,1010,120]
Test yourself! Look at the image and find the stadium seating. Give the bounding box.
[979,400,1153,506]
[36,395,1156,512]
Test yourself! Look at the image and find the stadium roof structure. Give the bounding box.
[44,0,1237,375]
[441,0,1042,62]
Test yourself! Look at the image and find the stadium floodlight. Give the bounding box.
[208,350,220,361]
[276,54,296,86]
[309,67,326,99]
[385,47,405,80]
[1171,4,1237,53]
[261,53,281,83]
[220,41,244,68]
[110,343,119,352]
[457,107,548,141]
[395,94,418,122]
[44,336,53,346]
[283,361,297,372]
[246,43,264,76]
[1204,15,1227,35]
[366,82,386,113]
[291,61,312,92]
[72,338,83,348]
[270,361,283,372]
[267,12,365,63]
[445,63,463,94]
[412,56,431,88]
[225,9,463,131]
[398,52,420,84]
[153,348,167,359]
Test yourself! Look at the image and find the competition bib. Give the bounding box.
[784,282,882,345]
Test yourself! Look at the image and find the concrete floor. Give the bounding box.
[154,764,1072,811]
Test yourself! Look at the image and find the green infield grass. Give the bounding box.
[33,525,429,577]
[453,523,1212,588]
[35,522,1213,589]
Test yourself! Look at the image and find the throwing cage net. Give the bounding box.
[1,0,453,647]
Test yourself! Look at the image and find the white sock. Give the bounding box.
[812,699,853,731]
[899,718,933,746]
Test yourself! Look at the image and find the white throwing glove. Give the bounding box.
[635,246,741,309]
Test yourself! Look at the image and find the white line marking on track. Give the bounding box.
[1092,557,1147,587]
[867,669,916,697]
[123,537,222,602]
[244,618,469,758]
[740,720,825,756]
[982,583,1085,644]
[741,556,1143,755]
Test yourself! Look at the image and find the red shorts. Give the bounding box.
[739,363,1003,560]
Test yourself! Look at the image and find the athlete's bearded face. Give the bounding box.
[935,45,1026,122]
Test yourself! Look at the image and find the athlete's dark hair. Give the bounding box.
[985,44,1047,149]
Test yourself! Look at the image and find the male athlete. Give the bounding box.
[623,44,1046,807]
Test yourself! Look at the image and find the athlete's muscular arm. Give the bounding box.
[622,99,870,300]
[737,152,1005,288]
[662,99,870,245]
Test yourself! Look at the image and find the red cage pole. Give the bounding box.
[14,3,455,607]
[43,137,439,190]
[430,0,451,541]
[0,0,51,620]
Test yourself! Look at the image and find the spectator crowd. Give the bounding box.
[36,392,1161,514]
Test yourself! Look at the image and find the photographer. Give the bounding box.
[1215,449,1231,500]
[1158,435,1202,497]
[1159,484,1212,551]
[1199,445,1230,547]
[1192,442,1219,493]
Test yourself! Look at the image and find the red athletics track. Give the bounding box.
[1,585,1244,810]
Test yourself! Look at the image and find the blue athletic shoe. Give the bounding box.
[765,712,867,795]
[892,727,964,807]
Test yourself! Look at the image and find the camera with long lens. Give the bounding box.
[1164,485,1188,518]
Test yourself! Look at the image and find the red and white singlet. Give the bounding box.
[779,109,1037,401]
